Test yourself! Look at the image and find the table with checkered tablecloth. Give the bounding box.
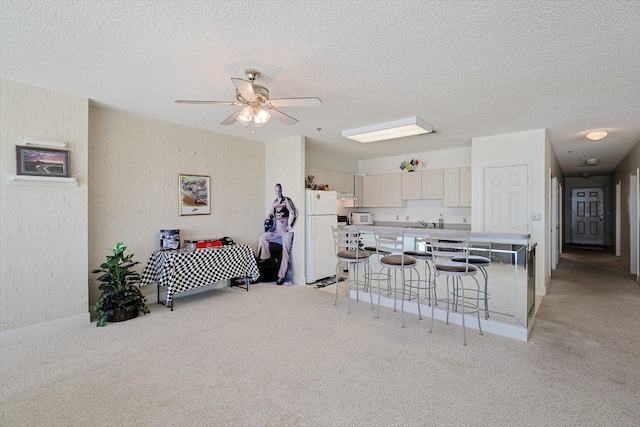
[140,244,259,309]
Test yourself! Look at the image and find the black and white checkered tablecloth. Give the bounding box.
[140,244,259,305]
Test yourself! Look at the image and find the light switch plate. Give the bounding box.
[532,212,542,221]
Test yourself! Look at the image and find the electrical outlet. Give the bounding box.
[463,216,468,224]
[532,212,542,221]
[395,214,399,221]
[406,215,410,221]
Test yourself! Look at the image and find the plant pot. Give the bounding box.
[108,308,139,323]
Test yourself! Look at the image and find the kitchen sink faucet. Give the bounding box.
[418,220,439,228]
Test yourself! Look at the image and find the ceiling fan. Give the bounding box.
[175,69,321,127]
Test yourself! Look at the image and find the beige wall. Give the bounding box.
[305,147,358,173]
[612,140,640,270]
[88,107,267,307]
[1,80,89,334]
[1,79,269,341]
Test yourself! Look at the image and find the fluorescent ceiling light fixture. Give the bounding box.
[21,136,67,148]
[342,116,434,143]
[586,131,608,141]
[585,158,599,165]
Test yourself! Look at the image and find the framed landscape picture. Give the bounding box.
[179,174,210,216]
[16,145,70,177]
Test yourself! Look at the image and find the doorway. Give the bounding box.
[571,187,605,246]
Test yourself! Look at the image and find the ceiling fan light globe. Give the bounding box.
[254,107,271,127]
[237,107,253,125]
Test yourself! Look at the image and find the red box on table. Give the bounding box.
[184,238,223,250]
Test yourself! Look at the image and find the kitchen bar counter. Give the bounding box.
[342,224,536,341]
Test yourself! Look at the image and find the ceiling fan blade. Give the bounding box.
[175,99,238,105]
[221,110,242,125]
[231,78,255,101]
[268,97,322,108]
[269,108,298,125]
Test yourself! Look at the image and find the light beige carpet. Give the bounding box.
[1,248,639,426]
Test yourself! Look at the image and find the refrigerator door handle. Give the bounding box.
[309,196,314,216]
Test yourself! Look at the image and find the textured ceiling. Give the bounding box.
[1,0,639,176]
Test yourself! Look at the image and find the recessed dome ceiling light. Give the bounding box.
[586,131,608,141]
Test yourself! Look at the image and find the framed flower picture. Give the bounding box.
[16,145,70,177]
[179,174,210,216]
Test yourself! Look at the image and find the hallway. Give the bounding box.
[530,245,640,418]
[559,245,630,275]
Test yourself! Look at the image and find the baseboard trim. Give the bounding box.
[1,313,90,346]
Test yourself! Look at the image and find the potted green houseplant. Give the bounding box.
[92,241,149,327]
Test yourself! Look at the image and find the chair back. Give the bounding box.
[429,230,471,262]
[332,227,363,257]
[375,230,417,268]
[374,230,404,255]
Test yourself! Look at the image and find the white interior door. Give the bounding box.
[636,170,639,283]
[551,177,558,270]
[630,173,638,277]
[484,165,529,233]
[616,181,621,257]
[559,183,563,255]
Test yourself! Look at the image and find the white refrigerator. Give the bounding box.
[305,190,338,283]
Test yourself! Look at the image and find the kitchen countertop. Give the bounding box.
[374,221,471,230]
[345,224,531,246]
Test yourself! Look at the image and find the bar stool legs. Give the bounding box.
[429,231,484,345]
[332,227,373,314]
[374,230,420,328]
[451,255,491,319]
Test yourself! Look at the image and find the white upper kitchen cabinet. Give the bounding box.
[308,168,355,195]
[381,173,402,207]
[460,167,472,207]
[443,168,460,206]
[421,169,444,199]
[443,167,471,207]
[361,173,402,207]
[402,169,444,200]
[334,171,355,194]
[401,171,422,200]
[362,174,382,207]
[354,174,364,207]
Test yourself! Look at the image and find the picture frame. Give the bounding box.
[179,174,210,216]
[15,145,70,177]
